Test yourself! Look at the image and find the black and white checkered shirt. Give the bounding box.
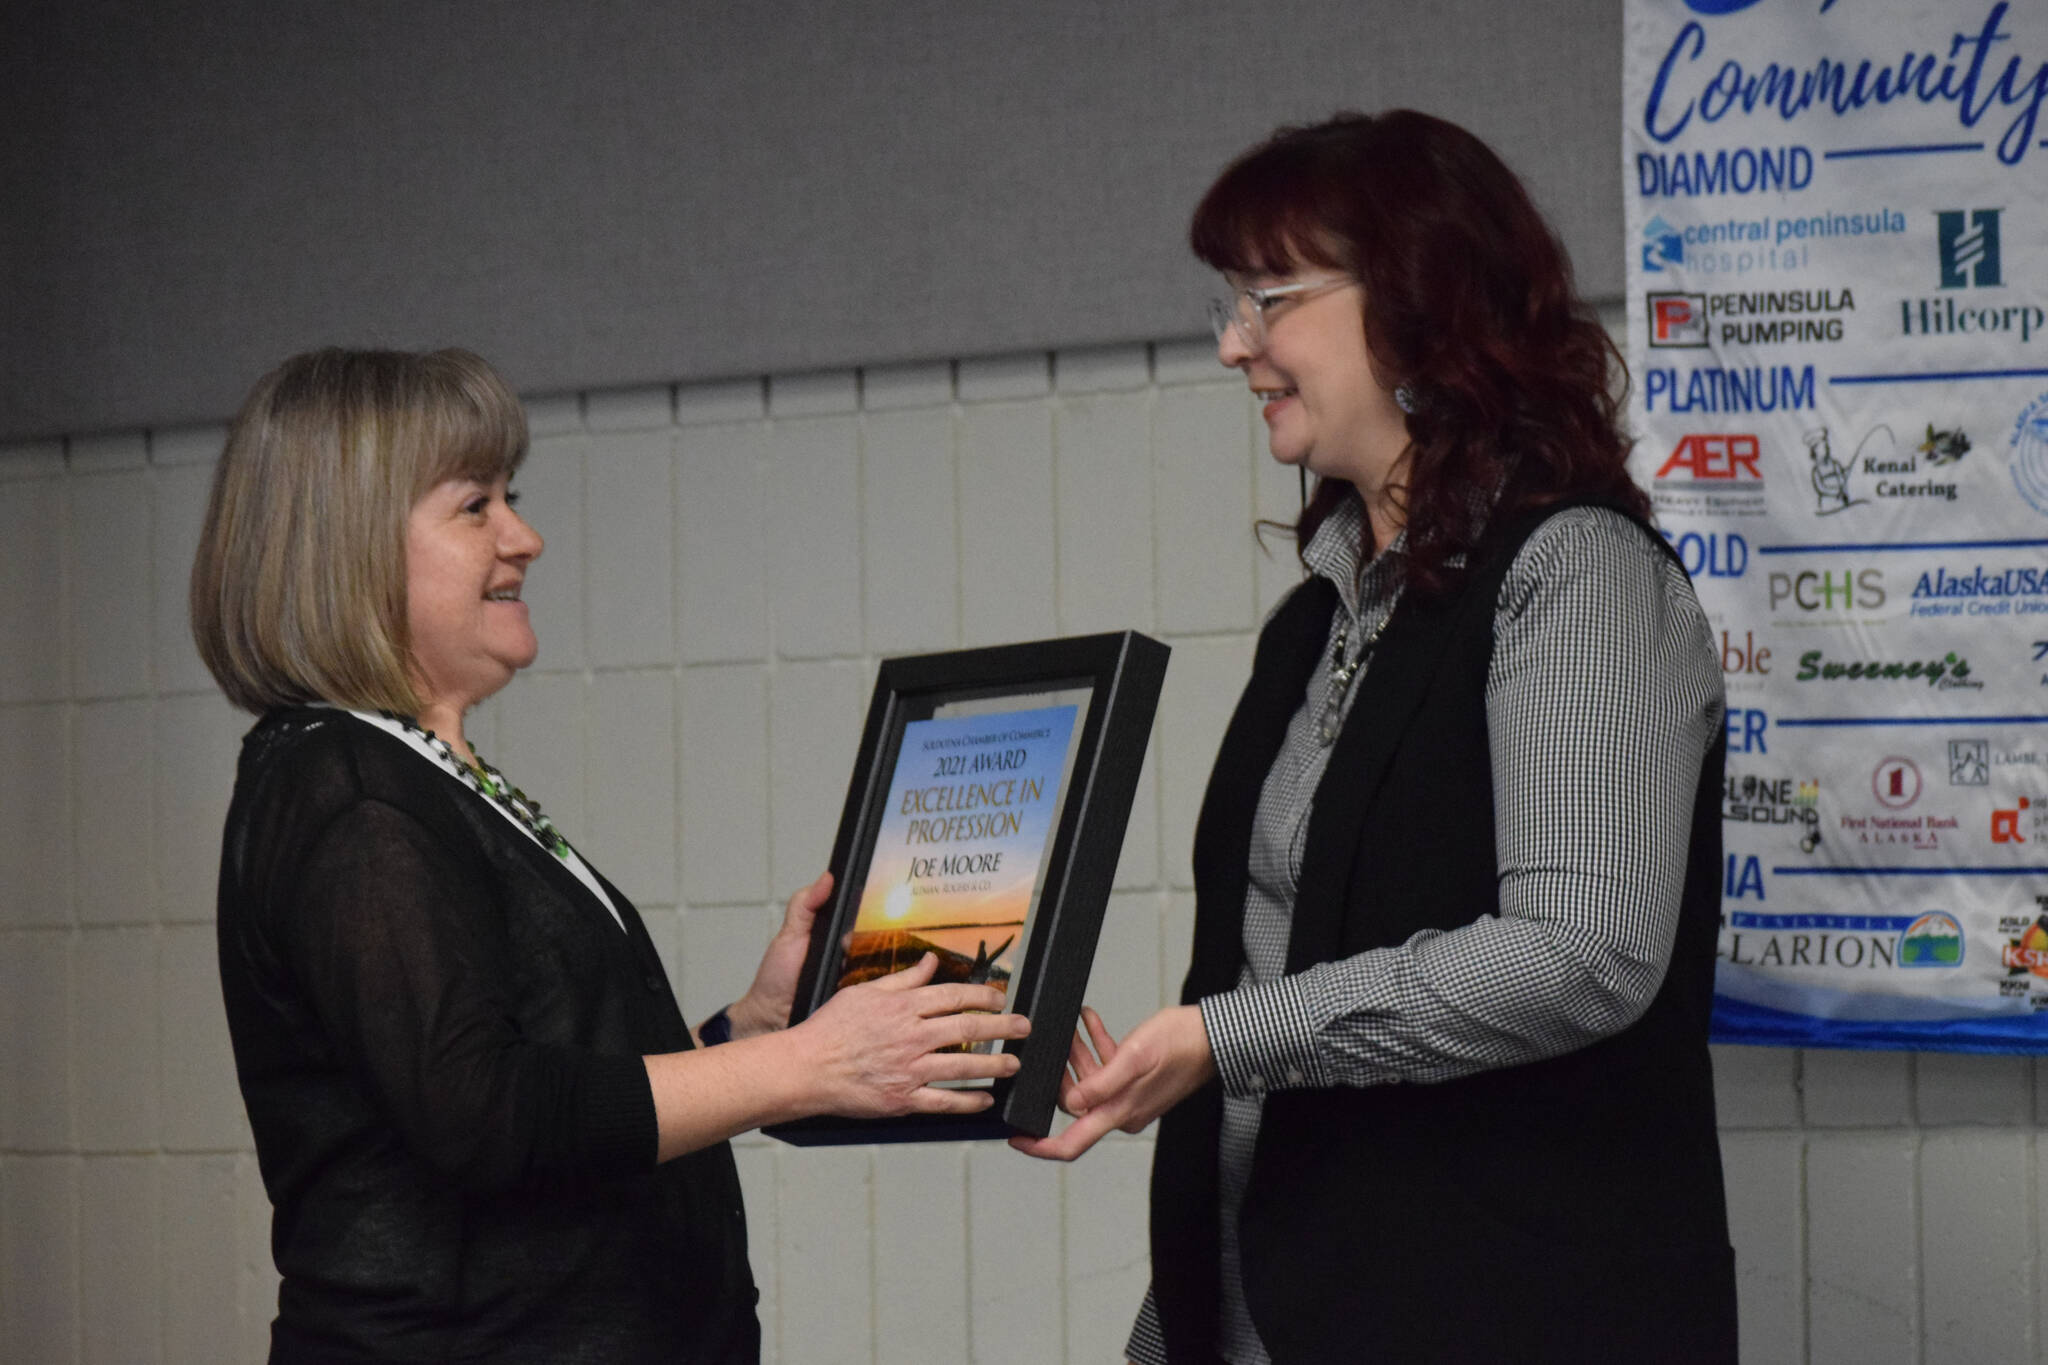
[1128,496,1724,1365]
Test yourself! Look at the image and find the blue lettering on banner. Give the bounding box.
[1725,854,1767,899]
[1637,145,1814,196]
[1727,708,1769,755]
[1643,4,2048,166]
[1662,529,1750,577]
[1729,912,1915,931]
[1912,565,2048,597]
[1645,365,1818,412]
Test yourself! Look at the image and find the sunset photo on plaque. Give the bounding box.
[836,703,1081,1029]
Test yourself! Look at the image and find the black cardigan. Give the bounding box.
[1150,510,1736,1364]
[216,708,757,1364]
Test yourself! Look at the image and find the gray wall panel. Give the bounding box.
[6,0,1622,439]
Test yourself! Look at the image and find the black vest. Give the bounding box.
[1150,507,1736,1364]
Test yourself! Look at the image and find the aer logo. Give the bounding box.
[1657,434,1764,481]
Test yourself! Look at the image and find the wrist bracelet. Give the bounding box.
[698,1006,734,1047]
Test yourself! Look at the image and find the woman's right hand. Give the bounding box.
[791,953,1030,1117]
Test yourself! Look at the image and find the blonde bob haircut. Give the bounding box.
[190,347,529,716]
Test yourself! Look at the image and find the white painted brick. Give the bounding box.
[1,1155,80,1365]
[1253,433,1308,619]
[1806,1133,1915,1365]
[680,665,769,905]
[0,478,67,702]
[1054,391,1154,636]
[583,383,673,432]
[67,431,147,473]
[521,392,583,437]
[875,1144,968,1365]
[733,1145,781,1365]
[1082,890,1167,1038]
[0,932,72,1149]
[1156,636,1253,891]
[768,417,862,659]
[1154,385,1258,634]
[1916,1051,2030,1126]
[67,469,153,697]
[862,407,959,655]
[74,928,160,1151]
[676,377,766,426]
[778,1146,871,1365]
[79,1155,161,1365]
[678,422,770,664]
[75,699,153,925]
[1718,1131,1804,1365]
[860,361,953,411]
[1922,1131,2032,1361]
[161,1155,240,1362]
[1162,891,1196,1004]
[1152,338,1226,386]
[1803,1047,1910,1127]
[1055,344,1149,394]
[489,671,588,845]
[0,703,72,927]
[768,661,865,894]
[152,693,241,923]
[0,437,65,479]
[585,670,676,907]
[585,430,677,668]
[1063,1140,1151,1364]
[1709,1043,1802,1128]
[160,923,246,1151]
[958,352,1050,402]
[958,403,1056,648]
[1113,745,1160,891]
[676,904,774,1024]
[967,1144,1064,1365]
[769,370,859,418]
[236,1154,280,1358]
[149,463,218,695]
[517,434,588,674]
[147,424,226,468]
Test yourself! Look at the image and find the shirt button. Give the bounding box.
[643,972,665,993]
[1247,1074,1266,1091]
[1284,1067,1305,1085]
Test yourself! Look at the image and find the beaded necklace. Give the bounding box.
[382,711,573,861]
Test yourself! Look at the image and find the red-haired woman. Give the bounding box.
[1015,112,1736,1364]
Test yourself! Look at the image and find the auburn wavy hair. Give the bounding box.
[1192,110,1645,596]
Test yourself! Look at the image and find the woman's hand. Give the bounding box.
[1009,1004,1215,1161]
[725,871,834,1039]
[792,952,1031,1117]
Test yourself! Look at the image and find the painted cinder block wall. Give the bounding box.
[5,326,2048,1363]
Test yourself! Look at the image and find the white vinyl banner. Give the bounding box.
[1624,0,2048,1049]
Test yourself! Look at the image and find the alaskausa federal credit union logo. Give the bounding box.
[1937,209,2002,289]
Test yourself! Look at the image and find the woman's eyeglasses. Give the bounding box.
[1206,277,1352,352]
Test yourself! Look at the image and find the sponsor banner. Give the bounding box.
[1625,0,2048,1050]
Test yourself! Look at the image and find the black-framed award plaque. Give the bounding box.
[766,630,1168,1145]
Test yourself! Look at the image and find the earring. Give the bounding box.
[1393,384,1419,415]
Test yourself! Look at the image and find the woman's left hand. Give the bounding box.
[1008,1004,1215,1162]
[726,872,833,1040]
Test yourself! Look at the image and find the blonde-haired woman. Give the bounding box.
[196,347,1027,1364]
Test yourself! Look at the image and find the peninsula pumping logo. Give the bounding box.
[1648,288,1852,347]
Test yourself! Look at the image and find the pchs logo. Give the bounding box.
[1937,209,2002,289]
[1657,434,1763,481]
[1649,293,1709,347]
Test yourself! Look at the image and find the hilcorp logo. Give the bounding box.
[1940,209,2002,288]
[1898,209,2045,344]
[1648,288,1854,347]
[1640,3,2048,167]
[1640,211,1903,275]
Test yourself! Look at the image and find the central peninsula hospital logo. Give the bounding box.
[1643,217,1684,273]
[1938,209,2003,289]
